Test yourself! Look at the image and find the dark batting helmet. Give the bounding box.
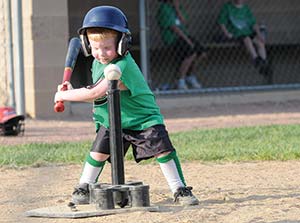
[0,107,25,136]
[78,6,132,57]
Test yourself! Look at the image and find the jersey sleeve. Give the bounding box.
[217,3,229,25]
[157,4,176,28]
[246,5,256,27]
[114,54,152,97]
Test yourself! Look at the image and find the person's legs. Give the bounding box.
[156,151,186,192]
[127,124,199,206]
[72,126,112,204]
[175,38,202,90]
[178,53,197,78]
[253,36,272,79]
[79,152,108,185]
[253,36,267,60]
[156,151,199,205]
[183,39,207,89]
[177,53,197,89]
[72,152,107,204]
[242,36,258,60]
[185,55,202,89]
[243,36,272,77]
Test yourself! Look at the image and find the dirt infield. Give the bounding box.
[1,100,300,222]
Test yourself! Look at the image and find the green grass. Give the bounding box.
[172,124,300,162]
[1,124,300,167]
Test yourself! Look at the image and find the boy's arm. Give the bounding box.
[174,0,186,24]
[171,25,194,47]
[217,3,233,39]
[220,24,233,39]
[54,78,109,103]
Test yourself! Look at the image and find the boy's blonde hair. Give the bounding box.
[87,27,119,42]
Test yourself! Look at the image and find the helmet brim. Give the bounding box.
[77,22,130,35]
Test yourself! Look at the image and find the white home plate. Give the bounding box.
[25,204,161,219]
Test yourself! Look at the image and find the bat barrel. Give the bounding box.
[54,37,81,113]
[64,37,81,68]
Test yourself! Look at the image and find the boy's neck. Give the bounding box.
[234,3,244,8]
[232,0,244,8]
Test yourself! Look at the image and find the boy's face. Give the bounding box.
[89,37,118,64]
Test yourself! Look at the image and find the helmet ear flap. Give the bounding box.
[80,32,91,57]
[80,30,132,57]
[117,33,132,56]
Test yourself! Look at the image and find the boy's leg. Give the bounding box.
[79,152,107,184]
[177,54,197,90]
[156,151,199,205]
[253,36,267,60]
[243,36,258,60]
[127,124,199,206]
[156,151,186,192]
[72,126,111,204]
[243,36,272,77]
[176,39,199,90]
[253,36,272,78]
[72,152,107,204]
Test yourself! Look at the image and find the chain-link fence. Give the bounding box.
[145,0,300,94]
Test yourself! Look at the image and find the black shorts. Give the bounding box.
[169,38,205,62]
[217,32,256,45]
[237,33,257,42]
[91,124,175,163]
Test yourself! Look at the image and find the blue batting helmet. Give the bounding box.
[78,6,130,35]
[78,6,132,56]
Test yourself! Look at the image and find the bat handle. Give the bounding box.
[54,101,65,112]
[54,83,68,113]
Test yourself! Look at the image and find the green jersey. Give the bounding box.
[91,53,164,131]
[156,2,188,45]
[218,2,256,37]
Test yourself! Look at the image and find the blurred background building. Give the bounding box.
[0,0,299,118]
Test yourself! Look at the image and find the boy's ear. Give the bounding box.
[80,33,91,57]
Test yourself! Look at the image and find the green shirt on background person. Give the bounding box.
[218,2,256,38]
[157,2,189,45]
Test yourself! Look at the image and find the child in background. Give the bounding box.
[218,0,272,77]
[157,0,206,90]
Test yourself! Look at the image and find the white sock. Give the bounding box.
[159,159,185,193]
[79,154,105,185]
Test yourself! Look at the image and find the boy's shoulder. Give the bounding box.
[223,1,233,8]
[222,2,250,11]
[114,53,133,68]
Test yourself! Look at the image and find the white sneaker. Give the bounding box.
[186,75,202,89]
[177,78,188,90]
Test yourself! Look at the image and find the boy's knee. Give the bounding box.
[256,39,265,47]
[90,151,110,162]
[242,36,252,43]
[155,151,172,158]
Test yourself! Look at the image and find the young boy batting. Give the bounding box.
[54,5,199,206]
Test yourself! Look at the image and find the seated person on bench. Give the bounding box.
[217,0,272,76]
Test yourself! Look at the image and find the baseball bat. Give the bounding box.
[54,37,81,112]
